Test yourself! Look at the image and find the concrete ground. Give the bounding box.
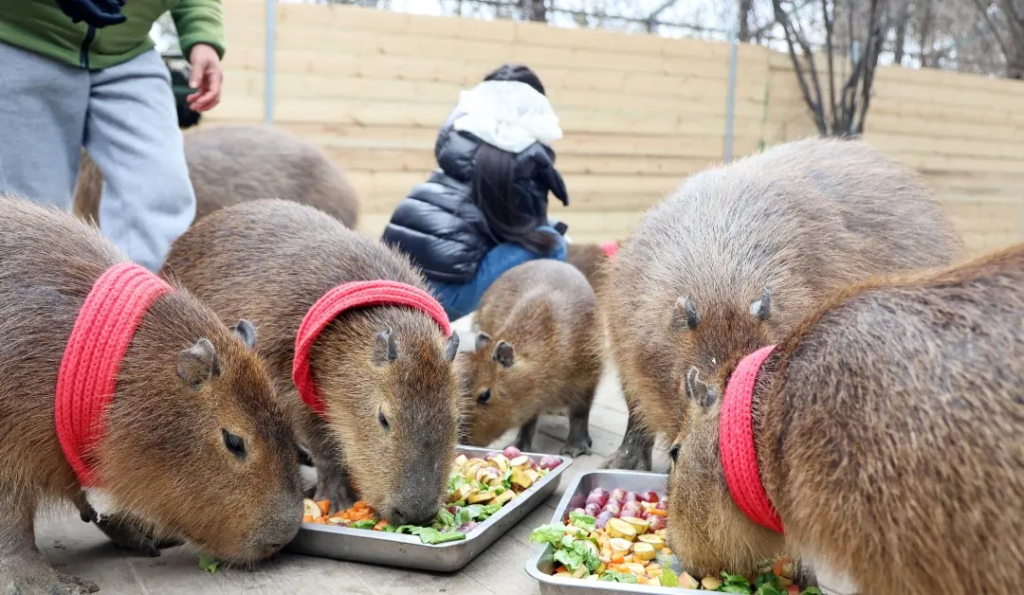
[33,317,859,594]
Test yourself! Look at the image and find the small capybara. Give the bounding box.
[72,124,360,229]
[666,241,1024,595]
[0,196,301,595]
[601,137,964,472]
[459,259,602,456]
[161,199,461,525]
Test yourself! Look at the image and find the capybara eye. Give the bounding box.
[378,407,390,431]
[222,429,246,458]
[477,389,492,404]
[669,444,680,464]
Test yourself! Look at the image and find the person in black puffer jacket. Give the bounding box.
[382,64,570,321]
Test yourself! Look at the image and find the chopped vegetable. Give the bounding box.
[598,570,638,583]
[198,553,220,573]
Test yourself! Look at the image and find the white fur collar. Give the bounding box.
[451,80,562,154]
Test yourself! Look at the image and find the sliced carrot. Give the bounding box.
[302,515,314,523]
[637,576,650,585]
[611,553,625,564]
[773,558,786,577]
[373,519,389,531]
[554,565,568,574]
[646,508,667,517]
[315,500,331,517]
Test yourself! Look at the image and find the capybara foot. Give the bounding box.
[600,445,652,471]
[314,470,358,515]
[560,432,593,457]
[1,569,98,595]
[79,503,181,558]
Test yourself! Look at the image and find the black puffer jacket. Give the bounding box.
[382,110,569,284]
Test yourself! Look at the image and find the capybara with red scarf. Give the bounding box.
[666,242,1024,595]
[601,137,963,472]
[73,125,360,229]
[0,195,301,595]
[459,259,602,455]
[161,198,461,524]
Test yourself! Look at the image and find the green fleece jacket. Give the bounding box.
[0,0,224,70]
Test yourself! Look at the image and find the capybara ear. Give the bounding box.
[671,296,700,331]
[443,333,460,362]
[749,286,772,321]
[492,341,515,368]
[177,338,221,390]
[231,319,258,349]
[475,332,491,352]
[372,328,399,366]
[684,367,716,408]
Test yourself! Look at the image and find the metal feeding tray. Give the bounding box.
[526,470,846,595]
[524,469,694,594]
[284,445,572,572]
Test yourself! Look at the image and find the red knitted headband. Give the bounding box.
[55,263,172,487]
[719,344,784,534]
[292,280,452,417]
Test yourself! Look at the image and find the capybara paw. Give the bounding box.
[314,476,357,514]
[94,515,177,558]
[560,435,593,457]
[1,572,98,595]
[600,447,651,471]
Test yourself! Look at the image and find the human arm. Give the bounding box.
[171,0,225,112]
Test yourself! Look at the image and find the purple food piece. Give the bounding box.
[624,491,640,504]
[539,455,561,471]
[503,446,522,459]
[609,489,626,501]
[602,501,622,516]
[595,510,614,530]
[584,503,602,517]
[621,502,644,518]
[457,521,479,534]
[648,515,667,531]
[640,491,660,503]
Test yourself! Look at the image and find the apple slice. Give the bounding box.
[680,572,700,589]
[303,498,322,520]
[605,518,637,541]
[631,542,656,561]
[620,516,649,535]
[637,533,664,549]
[609,538,632,556]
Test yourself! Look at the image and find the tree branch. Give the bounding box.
[773,0,826,134]
[972,0,1013,58]
[821,0,837,134]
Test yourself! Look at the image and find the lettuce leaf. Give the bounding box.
[198,553,220,573]
[568,511,596,533]
[529,523,568,548]
[598,571,637,583]
[659,567,679,587]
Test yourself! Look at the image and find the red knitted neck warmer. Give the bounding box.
[292,280,452,417]
[601,240,619,258]
[719,344,784,534]
[55,263,172,487]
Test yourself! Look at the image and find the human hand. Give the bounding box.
[186,44,223,112]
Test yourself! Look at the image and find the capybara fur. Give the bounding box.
[459,260,602,456]
[72,124,360,229]
[0,196,301,595]
[161,199,461,526]
[565,242,610,297]
[667,241,1024,595]
[602,137,964,472]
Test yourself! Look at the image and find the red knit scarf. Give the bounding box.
[55,263,172,487]
[601,240,619,258]
[719,344,785,534]
[292,280,452,417]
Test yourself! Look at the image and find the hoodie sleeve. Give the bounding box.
[171,0,226,60]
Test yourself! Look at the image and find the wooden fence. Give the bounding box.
[207,0,1024,255]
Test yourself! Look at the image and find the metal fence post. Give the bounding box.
[724,26,738,163]
[264,0,276,124]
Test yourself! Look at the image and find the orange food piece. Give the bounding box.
[373,519,390,531]
[315,500,330,517]
[611,553,625,564]
[555,565,568,574]
[786,586,801,594]
[302,515,314,523]
[637,576,650,585]
[646,508,667,517]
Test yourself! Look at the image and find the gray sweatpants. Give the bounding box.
[0,41,195,273]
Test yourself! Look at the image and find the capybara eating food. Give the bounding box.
[0,195,301,595]
[161,199,461,526]
[666,241,1024,595]
[601,137,964,471]
[459,259,602,456]
[73,124,360,229]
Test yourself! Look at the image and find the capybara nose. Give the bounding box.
[388,505,435,527]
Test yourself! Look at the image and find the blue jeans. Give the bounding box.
[431,226,568,320]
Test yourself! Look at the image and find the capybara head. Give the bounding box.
[316,307,461,526]
[667,289,775,407]
[96,297,302,563]
[664,364,786,577]
[457,331,535,447]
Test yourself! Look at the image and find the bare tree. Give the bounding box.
[972,0,1024,78]
[520,0,548,21]
[773,0,888,137]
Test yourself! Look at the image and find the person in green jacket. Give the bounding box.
[0,0,224,274]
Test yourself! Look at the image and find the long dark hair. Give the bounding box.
[473,144,558,254]
[483,63,546,96]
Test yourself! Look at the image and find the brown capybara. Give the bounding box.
[0,196,301,595]
[601,137,964,472]
[459,259,603,456]
[565,242,612,296]
[666,241,1024,595]
[72,124,360,229]
[161,199,461,525]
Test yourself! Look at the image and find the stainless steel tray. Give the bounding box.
[524,469,697,594]
[284,445,572,572]
[526,470,849,595]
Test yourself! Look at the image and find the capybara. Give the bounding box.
[666,241,1024,595]
[161,199,461,525]
[72,124,360,229]
[0,196,301,595]
[565,242,613,296]
[459,259,602,456]
[602,137,964,471]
